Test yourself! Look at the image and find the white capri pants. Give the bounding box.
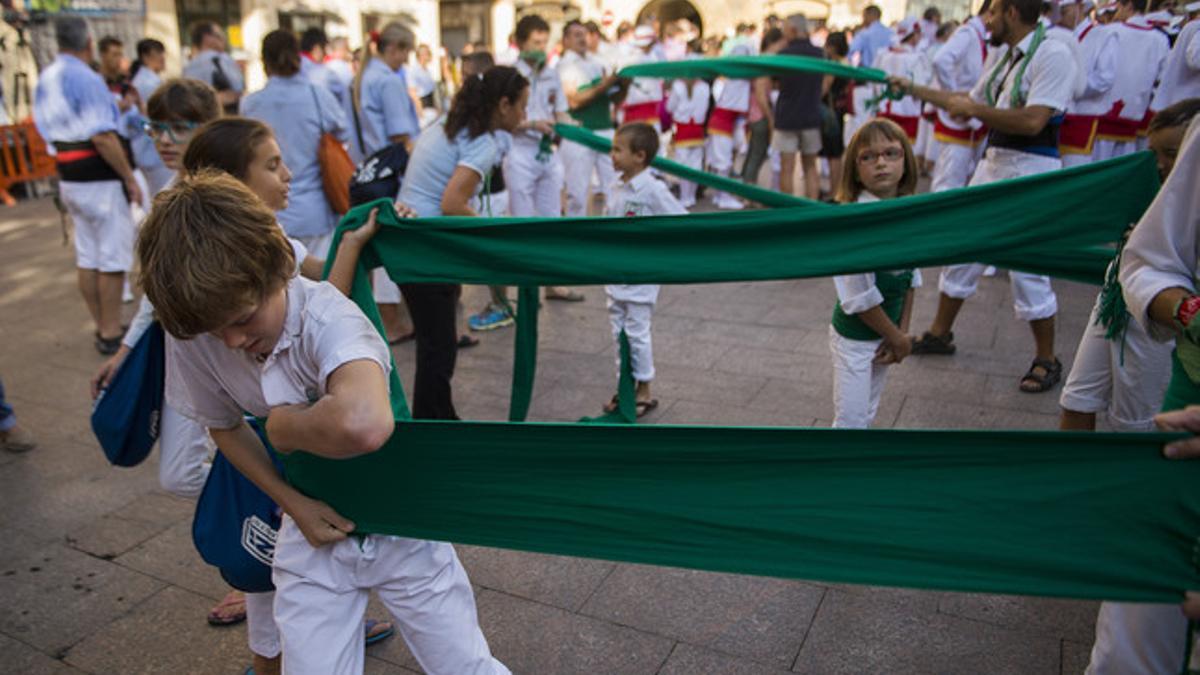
[157,402,215,498]
[607,295,657,383]
[561,129,614,218]
[1059,296,1173,430]
[61,180,136,272]
[707,132,736,174]
[672,144,704,205]
[272,518,507,674]
[929,141,985,194]
[829,326,892,429]
[246,590,281,658]
[504,144,564,218]
[1086,601,1195,674]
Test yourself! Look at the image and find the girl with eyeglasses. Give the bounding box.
[827,118,922,429]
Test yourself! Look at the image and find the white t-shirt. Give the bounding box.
[1151,18,1200,111]
[666,79,710,124]
[970,26,1077,114]
[1108,18,1171,120]
[513,58,567,148]
[932,17,989,130]
[604,169,687,304]
[165,276,391,430]
[1069,19,1120,116]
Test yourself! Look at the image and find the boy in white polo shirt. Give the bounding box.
[138,171,507,675]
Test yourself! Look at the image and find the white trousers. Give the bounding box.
[504,145,564,218]
[61,180,136,272]
[246,590,281,658]
[158,402,215,498]
[561,129,614,218]
[373,268,402,304]
[938,264,1058,321]
[295,232,335,261]
[1059,296,1173,430]
[829,326,891,429]
[272,518,506,675]
[673,145,704,205]
[929,141,984,194]
[915,117,934,159]
[707,132,736,174]
[1086,602,1194,675]
[607,297,656,383]
[1062,138,1126,168]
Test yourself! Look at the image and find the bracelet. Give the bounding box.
[1174,295,1200,330]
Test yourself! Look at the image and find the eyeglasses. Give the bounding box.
[143,120,200,144]
[856,148,905,164]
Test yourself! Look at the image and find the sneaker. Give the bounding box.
[714,193,744,210]
[911,331,956,355]
[468,305,514,332]
[0,424,36,453]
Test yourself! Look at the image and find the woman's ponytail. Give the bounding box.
[444,65,528,139]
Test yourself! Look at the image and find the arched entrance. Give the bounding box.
[637,0,703,36]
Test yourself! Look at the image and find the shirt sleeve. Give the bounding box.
[970,49,1004,103]
[551,76,569,114]
[309,290,394,392]
[558,59,583,95]
[833,273,885,314]
[315,85,349,144]
[1188,28,1200,70]
[380,71,420,139]
[164,336,244,429]
[457,133,498,178]
[77,76,121,138]
[221,53,245,93]
[1120,119,1200,341]
[652,180,688,216]
[1024,41,1077,112]
[1084,30,1119,98]
[122,295,157,349]
[932,27,970,89]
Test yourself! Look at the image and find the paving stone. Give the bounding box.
[0,457,159,535]
[793,588,1061,674]
[656,399,815,427]
[658,642,794,674]
[63,586,248,674]
[107,491,195,527]
[456,545,615,612]
[893,395,1060,430]
[0,543,164,655]
[711,347,833,383]
[0,633,80,674]
[65,514,175,561]
[475,589,675,674]
[364,656,421,674]
[936,592,1099,644]
[114,520,231,602]
[580,564,825,666]
[1061,639,1093,674]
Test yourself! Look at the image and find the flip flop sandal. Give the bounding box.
[1019,357,1062,393]
[457,334,480,349]
[545,290,585,302]
[207,592,247,626]
[602,395,620,414]
[388,331,416,345]
[635,399,659,418]
[364,619,395,646]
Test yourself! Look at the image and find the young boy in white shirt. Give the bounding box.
[601,123,687,417]
[138,171,507,675]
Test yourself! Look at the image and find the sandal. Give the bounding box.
[911,331,956,355]
[602,395,620,414]
[364,618,395,646]
[1019,357,1062,393]
[635,399,659,418]
[456,334,480,349]
[207,589,247,626]
[545,289,585,302]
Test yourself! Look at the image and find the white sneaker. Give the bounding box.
[714,194,744,210]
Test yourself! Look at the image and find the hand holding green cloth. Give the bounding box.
[617,53,887,83]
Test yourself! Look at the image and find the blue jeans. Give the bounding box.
[0,377,14,432]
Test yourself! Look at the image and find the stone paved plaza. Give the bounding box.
[0,196,1110,674]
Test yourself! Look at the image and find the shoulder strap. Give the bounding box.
[351,72,365,156]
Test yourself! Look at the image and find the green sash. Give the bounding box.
[831,270,913,340]
[569,77,613,131]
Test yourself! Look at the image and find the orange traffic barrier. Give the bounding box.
[0,121,57,206]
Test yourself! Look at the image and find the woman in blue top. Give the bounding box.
[241,29,348,258]
[396,65,529,420]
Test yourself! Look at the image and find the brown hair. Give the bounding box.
[147,78,222,124]
[1149,97,1200,133]
[615,123,659,167]
[138,170,295,339]
[262,29,301,77]
[182,117,275,180]
[835,118,919,203]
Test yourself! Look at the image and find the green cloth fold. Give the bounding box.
[617,54,887,83]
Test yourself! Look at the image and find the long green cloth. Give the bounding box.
[617,53,887,83]
[282,421,1200,602]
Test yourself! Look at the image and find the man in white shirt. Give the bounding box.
[1055,0,1120,165]
[558,20,620,218]
[1150,17,1200,111]
[707,42,753,209]
[892,0,1078,393]
[929,5,991,191]
[1105,0,1171,152]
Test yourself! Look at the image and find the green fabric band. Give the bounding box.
[569,78,614,130]
[617,54,887,83]
[831,270,914,340]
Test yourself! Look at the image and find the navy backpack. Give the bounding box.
[91,322,165,467]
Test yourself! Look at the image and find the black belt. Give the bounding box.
[420,93,436,109]
[54,140,127,183]
[987,115,1063,158]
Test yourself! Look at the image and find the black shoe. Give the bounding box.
[911,331,956,355]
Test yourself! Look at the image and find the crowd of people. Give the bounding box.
[1,0,1199,671]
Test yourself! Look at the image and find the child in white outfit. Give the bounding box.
[602,123,688,417]
[829,119,923,428]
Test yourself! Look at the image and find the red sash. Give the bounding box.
[932,118,989,146]
[706,107,740,136]
[877,112,919,141]
[1136,109,1155,137]
[1096,101,1139,142]
[1058,114,1100,154]
[674,121,705,146]
[622,101,660,124]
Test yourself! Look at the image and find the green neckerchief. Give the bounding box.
[985,23,1046,108]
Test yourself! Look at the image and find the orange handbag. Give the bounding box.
[311,85,353,215]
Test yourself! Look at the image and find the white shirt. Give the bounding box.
[622,50,664,108]
[970,26,1077,114]
[604,169,686,304]
[1151,19,1200,111]
[557,49,606,98]
[712,43,752,112]
[1069,19,1120,115]
[1109,18,1170,120]
[873,44,932,118]
[932,17,989,129]
[666,79,710,124]
[182,48,244,94]
[130,66,161,103]
[833,192,923,314]
[165,276,391,430]
[1120,117,1200,341]
[1045,22,1088,101]
[513,58,567,148]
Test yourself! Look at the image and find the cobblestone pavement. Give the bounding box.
[1,196,1107,673]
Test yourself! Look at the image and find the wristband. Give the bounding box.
[1174,295,1200,329]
